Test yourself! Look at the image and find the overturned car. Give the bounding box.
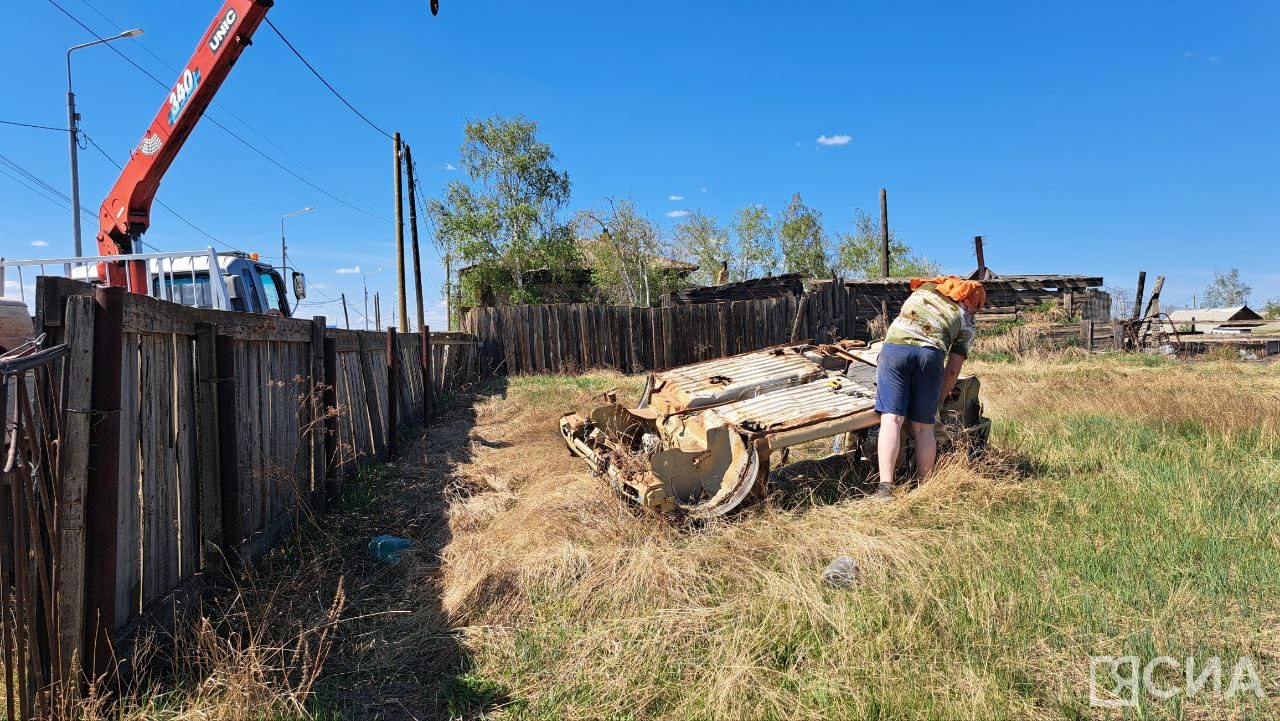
[560,341,990,517]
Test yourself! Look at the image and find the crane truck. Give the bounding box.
[2,0,442,323]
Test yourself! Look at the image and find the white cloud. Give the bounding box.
[666,210,690,219]
[700,187,708,193]
[1208,56,1220,63]
[816,134,852,146]
[30,240,49,247]
[311,282,328,289]
[445,163,457,171]
[668,194,684,201]
[335,266,361,274]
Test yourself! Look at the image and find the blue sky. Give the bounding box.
[2,0,1277,325]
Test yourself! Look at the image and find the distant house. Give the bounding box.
[1165,305,1262,334]
[660,273,807,306]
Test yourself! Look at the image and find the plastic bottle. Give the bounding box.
[821,556,860,588]
[368,535,414,563]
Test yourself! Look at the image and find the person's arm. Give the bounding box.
[939,352,966,408]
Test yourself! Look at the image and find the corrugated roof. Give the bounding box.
[833,275,1103,291]
[1167,306,1254,323]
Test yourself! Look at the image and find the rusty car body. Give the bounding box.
[560,341,991,517]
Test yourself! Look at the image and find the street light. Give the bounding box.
[67,28,144,258]
[280,206,315,273]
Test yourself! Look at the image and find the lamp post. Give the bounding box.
[67,28,144,258]
[280,206,315,274]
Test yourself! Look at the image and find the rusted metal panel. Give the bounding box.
[709,376,875,433]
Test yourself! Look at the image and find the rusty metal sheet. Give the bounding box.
[707,376,876,434]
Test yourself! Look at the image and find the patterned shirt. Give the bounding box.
[883,285,976,358]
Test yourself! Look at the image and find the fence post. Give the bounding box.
[84,287,123,677]
[59,296,95,692]
[386,328,399,459]
[309,317,328,511]
[420,325,433,418]
[322,337,339,502]
[1081,318,1094,351]
[356,333,386,460]
[213,333,243,563]
[193,323,224,562]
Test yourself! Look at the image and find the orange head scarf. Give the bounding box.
[910,276,986,311]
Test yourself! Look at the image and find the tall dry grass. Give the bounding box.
[439,359,1280,719]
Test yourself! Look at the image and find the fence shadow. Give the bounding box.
[302,376,510,720]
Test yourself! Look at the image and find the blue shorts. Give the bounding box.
[874,343,945,425]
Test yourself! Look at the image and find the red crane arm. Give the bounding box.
[97,0,273,257]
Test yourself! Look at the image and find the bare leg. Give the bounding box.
[877,413,906,496]
[910,421,937,480]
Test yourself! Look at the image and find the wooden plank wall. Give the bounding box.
[30,276,480,685]
[459,278,1116,377]
[460,296,803,375]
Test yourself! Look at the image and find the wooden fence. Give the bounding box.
[459,278,854,376]
[0,277,479,714]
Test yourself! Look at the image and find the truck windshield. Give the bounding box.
[152,272,212,307]
[259,271,290,316]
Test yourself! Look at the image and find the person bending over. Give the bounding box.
[873,276,985,499]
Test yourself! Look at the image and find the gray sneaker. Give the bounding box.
[873,483,894,501]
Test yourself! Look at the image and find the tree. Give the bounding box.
[426,115,576,305]
[832,209,940,279]
[730,205,779,281]
[575,199,679,306]
[673,210,731,287]
[1202,268,1251,308]
[776,192,830,277]
[1261,300,1280,319]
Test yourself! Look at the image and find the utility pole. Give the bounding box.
[405,144,426,330]
[393,132,408,332]
[363,283,370,330]
[374,292,382,331]
[444,254,453,331]
[341,293,350,330]
[879,188,890,322]
[879,189,890,279]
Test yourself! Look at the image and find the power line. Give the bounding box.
[263,18,394,140]
[81,132,242,253]
[0,166,84,220]
[76,0,381,213]
[0,119,68,132]
[47,0,391,223]
[0,152,97,225]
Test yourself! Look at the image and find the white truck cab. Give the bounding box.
[1,247,306,318]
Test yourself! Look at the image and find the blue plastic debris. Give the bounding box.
[368,535,414,563]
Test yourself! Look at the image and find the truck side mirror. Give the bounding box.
[292,272,306,300]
